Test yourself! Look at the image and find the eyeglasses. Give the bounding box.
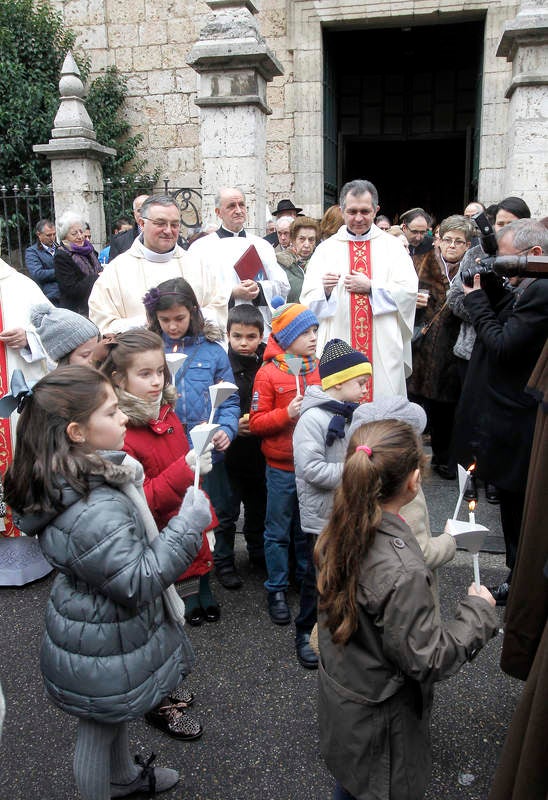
[143,218,181,231]
[441,237,467,247]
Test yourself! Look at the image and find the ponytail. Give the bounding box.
[315,419,424,645]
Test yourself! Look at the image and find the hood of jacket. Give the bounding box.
[15,451,138,538]
[300,384,339,414]
[262,333,286,362]
[162,319,224,350]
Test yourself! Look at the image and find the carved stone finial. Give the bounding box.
[58,51,85,99]
[52,50,95,140]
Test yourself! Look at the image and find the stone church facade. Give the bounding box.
[50,0,546,229]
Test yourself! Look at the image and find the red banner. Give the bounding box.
[0,301,18,536]
[348,240,373,402]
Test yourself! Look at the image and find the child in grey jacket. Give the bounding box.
[3,366,211,800]
[293,339,456,669]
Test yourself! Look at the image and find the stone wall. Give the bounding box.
[51,0,528,218]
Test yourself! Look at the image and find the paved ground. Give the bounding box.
[0,466,520,800]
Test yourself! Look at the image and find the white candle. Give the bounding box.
[473,553,481,590]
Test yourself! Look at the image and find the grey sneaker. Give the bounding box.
[111,753,179,797]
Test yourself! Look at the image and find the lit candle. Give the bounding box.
[468,500,481,588]
[468,499,476,526]
[165,345,187,384]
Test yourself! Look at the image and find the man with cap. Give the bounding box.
[300,179,417,400]
[264,199,303,247]
[249,297,321,625]
[189,187,290,338]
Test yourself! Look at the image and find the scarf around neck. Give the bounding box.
[272,352,317,375]
[62,240,100,276]
[317,399,358,446]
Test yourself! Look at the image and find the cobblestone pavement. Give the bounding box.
[0,468,519,800]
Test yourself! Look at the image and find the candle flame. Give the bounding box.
[468,500,476,512]
[467,461,476,473]
[172,344,178,353]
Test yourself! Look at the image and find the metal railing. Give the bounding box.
[0,178,202,272]
[0,184,54,270]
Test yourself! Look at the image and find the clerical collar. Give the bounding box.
[138,235,176,262]
[217,225,246,238]
[346,226,372,241]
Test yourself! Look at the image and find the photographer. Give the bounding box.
[447,197,531,503]
[462,219,548,606]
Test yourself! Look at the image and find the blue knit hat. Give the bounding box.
[319,338,372,390]
[271,296,318,349]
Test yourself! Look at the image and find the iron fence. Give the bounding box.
[0,178,202,272]
[0,184,54,270]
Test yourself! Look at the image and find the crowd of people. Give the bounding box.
[0,178,546,800]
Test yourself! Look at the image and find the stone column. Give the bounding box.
[187,0,283,234]
[33,52,116,249]
[497,1,548,216]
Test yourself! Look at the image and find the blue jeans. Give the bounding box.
[264,466,307,593]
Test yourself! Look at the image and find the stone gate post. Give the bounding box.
[187,0,283,234]
[497,0,548,216]
[33,52,115,249]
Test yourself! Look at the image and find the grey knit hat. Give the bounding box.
[31,304,99,362]
[348,396,427,438]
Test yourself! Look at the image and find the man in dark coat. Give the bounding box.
[264,199,303,247]
[107,194,149,262]
[25,219,60,304]
[462,219,548,605]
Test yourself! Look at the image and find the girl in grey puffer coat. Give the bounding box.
[3,366,211,800]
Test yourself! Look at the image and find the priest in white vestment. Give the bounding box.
[300,180,417,399]
[0,258,52,584]
[190,187,290,338]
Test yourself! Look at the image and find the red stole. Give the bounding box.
[348,240,373,402]
[0,301,18,536]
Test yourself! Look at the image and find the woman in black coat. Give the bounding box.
[54,211,101,316]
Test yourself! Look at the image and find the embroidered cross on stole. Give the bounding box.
[348,240,373,402]
[0,301,18,535]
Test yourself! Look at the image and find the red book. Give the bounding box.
[233,245,265,282]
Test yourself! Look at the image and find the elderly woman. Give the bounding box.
[54,211,101,316]
[407,214,474,479]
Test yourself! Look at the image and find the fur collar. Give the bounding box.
[116,385,177,426]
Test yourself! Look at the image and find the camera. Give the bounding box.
[462,254,548,288]
[461,210,500,289]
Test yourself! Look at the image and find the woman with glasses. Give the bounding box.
[54,211,102,316]
[407,214,474,479]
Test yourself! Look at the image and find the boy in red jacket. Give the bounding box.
[249,298,321,624]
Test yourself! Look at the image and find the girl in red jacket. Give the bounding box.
[101,329,218,741]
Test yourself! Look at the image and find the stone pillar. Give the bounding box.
[33,52,116,249]
[497,1,548,216]
[187,0,283,234]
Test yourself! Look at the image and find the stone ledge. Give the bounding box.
[505,72,548,99]
[33,139,116,161]
[188,39,283,81]
[194,94,272,113]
